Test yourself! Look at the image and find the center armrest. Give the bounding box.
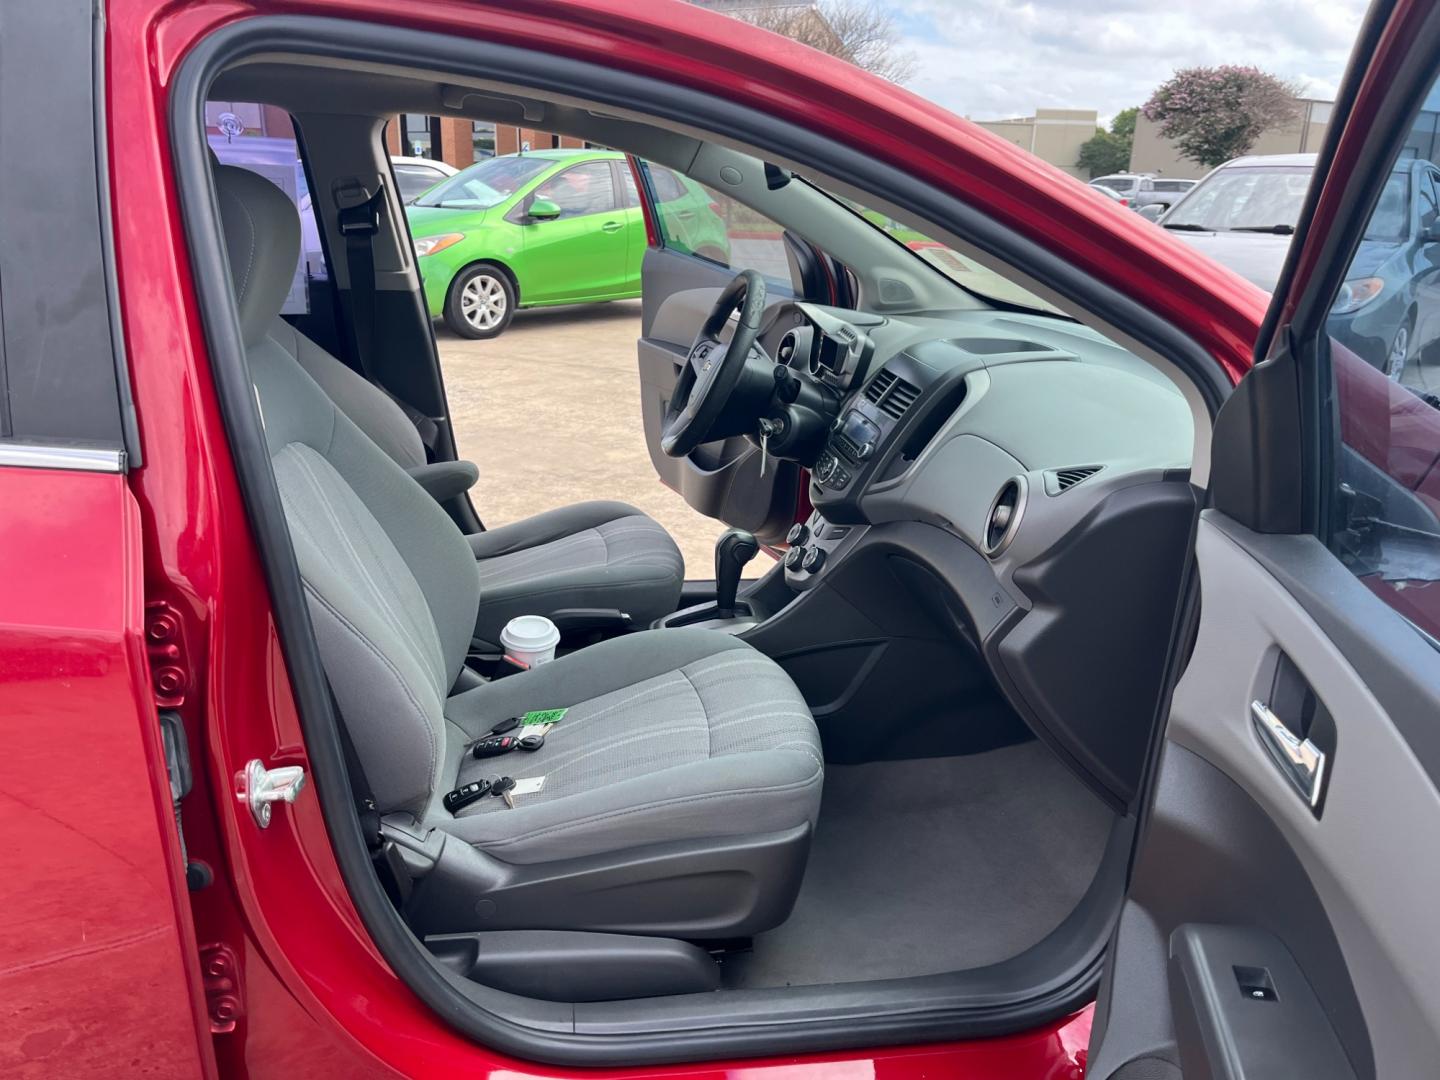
[406,459,480,504]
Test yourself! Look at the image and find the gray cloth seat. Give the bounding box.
[215,162,819,937]
[249,213,684,644]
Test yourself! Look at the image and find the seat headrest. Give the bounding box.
[214,164,301,346]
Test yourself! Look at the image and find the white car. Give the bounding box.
[390,155,457,203]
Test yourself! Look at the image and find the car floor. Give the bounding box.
[718,740,1115,989]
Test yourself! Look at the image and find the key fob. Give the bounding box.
[443,778,491,812]
[472,735,518,759]
[518,733,545,751]
[489,716,520,735]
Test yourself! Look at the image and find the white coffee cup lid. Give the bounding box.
[500,615,561,650]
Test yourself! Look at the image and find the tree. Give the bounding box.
[1143,66,1301,168]
[1077,107,1140,178]
[712,1,916,84]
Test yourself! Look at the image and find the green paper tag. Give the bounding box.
[522,708,567,726]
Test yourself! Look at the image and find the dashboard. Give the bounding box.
[754,299,1197,808]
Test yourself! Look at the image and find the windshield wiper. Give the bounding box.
[1231,224,1296,235]
[1162,222,1211,231]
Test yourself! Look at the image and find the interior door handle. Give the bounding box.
[1251,700,1327,808]
[601,220,623,233]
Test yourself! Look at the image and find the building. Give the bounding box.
[383,116,585,171]
[972,109,1100,179]
[1129,98,1334,178]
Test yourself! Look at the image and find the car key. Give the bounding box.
[472,735,519,758]
[517,733,545,751]
[443,778,491,812]
[488,716,520,735]
[490,775,517,808]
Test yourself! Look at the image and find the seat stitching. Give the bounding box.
[467,760,824,850]
[218,187,257,312]
[677,666,711,760]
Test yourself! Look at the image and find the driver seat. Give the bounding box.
[217,163,685,645]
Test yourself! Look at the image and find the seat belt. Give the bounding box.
[337,183,441,454]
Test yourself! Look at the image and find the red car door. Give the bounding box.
[1087,1,1440,1076]
[0,5,214,1077]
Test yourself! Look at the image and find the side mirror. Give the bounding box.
[527,196,562,221]
[1423,220,1440,244]
[1138,204,1165,222]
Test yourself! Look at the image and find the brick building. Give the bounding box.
[383,115,585,170]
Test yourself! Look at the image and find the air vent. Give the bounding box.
[863,369,921,419]
[983,476,1026,557]
[1045,465,1102,495]
[864,369,896,404]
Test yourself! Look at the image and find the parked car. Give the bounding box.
[10,1,1440,1078]
[406,148,727,338]
[1159,152,1440,380]
[1088,172,1195,212]
[391,155,457,203]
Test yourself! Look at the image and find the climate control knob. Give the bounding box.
[815,454,838,484]
[801,546,827,573]
[784,545,808,571]
[786,522,811,547]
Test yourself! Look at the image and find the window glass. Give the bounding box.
[412,155,552,210]
[640,162,793,285]
[471,120,496,161]
[207,101,327,315]
[1323,74,1440,640]
[392,163,447,204]
[1164,165,1312,232]
[1091,178,1130,193]
[619,164,641,208]
[530,161,617,218]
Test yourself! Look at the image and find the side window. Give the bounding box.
[1323,92,1440,638]
[638,161,794,287]
[392,163,446,204]
[530,161,618,219]
[206,101,328,315]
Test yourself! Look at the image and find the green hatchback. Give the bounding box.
[406,149,728,339]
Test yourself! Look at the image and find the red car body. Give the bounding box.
[14,0,1422,1076]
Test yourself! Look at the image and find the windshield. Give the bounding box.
[1164,165,1312,231]
[412,154,553,209]
[820,188,1065,316]
[1091,178,1132,193]
[1364,171,1411,242]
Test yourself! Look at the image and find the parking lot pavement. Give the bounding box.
[437,299,773,583]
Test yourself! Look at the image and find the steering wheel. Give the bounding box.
[660,269,768,457]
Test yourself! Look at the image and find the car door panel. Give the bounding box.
[1090,514,1440,1079]
[637,245,800,542]
[518,161,628,302]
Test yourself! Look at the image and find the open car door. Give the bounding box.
[1088,2,1440,1077]
[630,156,836,544]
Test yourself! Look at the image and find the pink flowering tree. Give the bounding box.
[1144,66,1302,168]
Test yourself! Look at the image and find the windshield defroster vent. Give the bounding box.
[1044,465,1103,495]
[864,369,921,419]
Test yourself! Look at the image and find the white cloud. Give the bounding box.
[888,0,1369,126]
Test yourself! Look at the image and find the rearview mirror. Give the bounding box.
[528,197,562,221]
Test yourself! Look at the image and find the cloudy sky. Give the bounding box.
[886,0,1370,126]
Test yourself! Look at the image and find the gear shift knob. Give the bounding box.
[714,528,759,618]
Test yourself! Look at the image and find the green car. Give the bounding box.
[406,149,729,339]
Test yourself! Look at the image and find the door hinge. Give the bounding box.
[199,943,244,1034]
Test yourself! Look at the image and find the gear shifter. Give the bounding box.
[714,528,760,618]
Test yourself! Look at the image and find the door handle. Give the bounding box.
[1250,700,1327,808]
[601,220,623,233]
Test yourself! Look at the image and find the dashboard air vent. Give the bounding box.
[864,369,921,419]
[983,477,1026,557]
[1045,465,1102,495]
[864,369,896,404]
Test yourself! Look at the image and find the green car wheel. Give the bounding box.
[445,263,515,339]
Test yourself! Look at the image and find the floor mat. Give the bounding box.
[720,742,1115,988]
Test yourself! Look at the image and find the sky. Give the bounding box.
[886,0,1371,127]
